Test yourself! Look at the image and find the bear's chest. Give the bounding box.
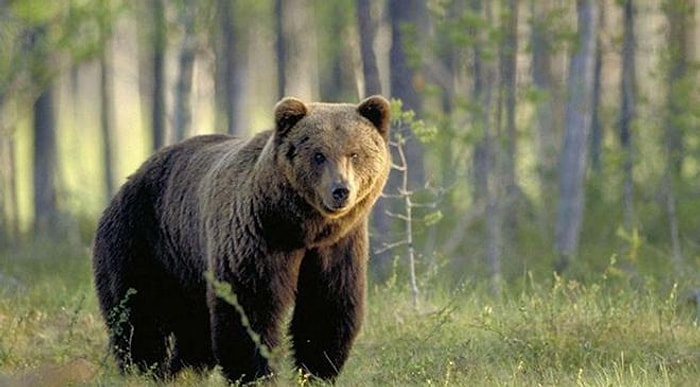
[259,212,348,251]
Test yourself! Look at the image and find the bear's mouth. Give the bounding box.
[321,202,352,218]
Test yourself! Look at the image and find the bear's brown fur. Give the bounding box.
[92,95,391,383]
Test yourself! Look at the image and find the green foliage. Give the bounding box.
[428,0,500,63]
[529,3,578,53]
[390,98,437,144]
[0,0,129,105]
[422,210,443,226]
[106,288,136,341]
[9,1,62,24]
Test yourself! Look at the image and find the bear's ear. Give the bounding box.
[357,95,390,140]
[274,97,308,136]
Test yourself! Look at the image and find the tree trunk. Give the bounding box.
[468,0,501,294]
[356,0,381,97]
[150,0,166,150]
[590,49,602,172]
[366,0,424,280]
[664,0,694,175]
[486,176,502,296]
[662,0,695,273]
[498,0,519,263]
[27,26,60,238]
[468,0,491,206]
[173,3,196,142]
[388,0,423,113]
[8,136,18,245]
[100,43,115,202]
[33,86,59,236]
[0,135,7,247]
[389,0,426,188]
[277,0,319,101]
[274,0,285,100]
[1,134,19,247]
[620,0,636,230]
[499,0,518,207]
[319,2,354,102]
[484,1,502,297]
[471,0,488,204]
[357,0,391,279]
[218,0,245,136]
[554,0,599,271]
[664,170,683,275]
[530,0,556,220]
[0,127,20,246]
[589,5,604,173]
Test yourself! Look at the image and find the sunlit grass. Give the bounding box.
[344,275,700,386]
[0,245,698,386]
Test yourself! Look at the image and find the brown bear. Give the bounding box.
[92,95,391,383]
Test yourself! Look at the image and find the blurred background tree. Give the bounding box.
[1,0,699,295]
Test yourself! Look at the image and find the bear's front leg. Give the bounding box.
[207,273,284,384]
[290,225,368,381]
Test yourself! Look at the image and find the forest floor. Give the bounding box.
[1,247,699,386]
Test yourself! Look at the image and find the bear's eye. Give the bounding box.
[350,153,359,162]
[313,152,326,165]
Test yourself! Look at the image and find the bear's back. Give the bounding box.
[135,132,271,191]
[120,133,271,276]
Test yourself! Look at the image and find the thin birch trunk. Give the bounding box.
[554,0,599,271]
[396,139,419,308]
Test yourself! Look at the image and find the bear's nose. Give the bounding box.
[332,185,350,203]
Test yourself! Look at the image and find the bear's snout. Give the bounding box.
[328,181,352,209]
[321,180,354,215]
[332,183,350,203]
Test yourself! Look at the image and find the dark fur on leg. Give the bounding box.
[290,225,367,381]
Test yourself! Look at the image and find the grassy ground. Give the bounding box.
[0,248,699,386]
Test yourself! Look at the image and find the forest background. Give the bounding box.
[1,0,700,299]
[2,0,700,385]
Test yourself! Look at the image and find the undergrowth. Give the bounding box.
[0,245,698,386]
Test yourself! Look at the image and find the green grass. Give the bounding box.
[1,246,699,386]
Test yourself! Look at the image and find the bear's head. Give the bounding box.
[274,95,391,219]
